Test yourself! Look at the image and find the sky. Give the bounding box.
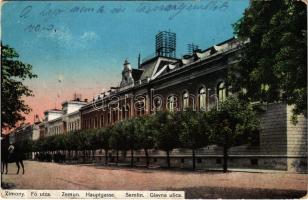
[2,0,249,124]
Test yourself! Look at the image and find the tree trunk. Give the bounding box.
[223,145,228,173]
[92,150,95,162]
[116,150,119,166]
[192,149,196,171]
[83,149,86,163]
[166,150,171,168]
[130,149,134,167]
[68,150,71,161]
[105,149,108,165]
[144,149,149,167]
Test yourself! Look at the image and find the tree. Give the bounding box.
[66,131,80,160]
[135,116,155,167]
[109,122,128,165]
[153,111,180,168]
[20,138,33,159]
[122,119,140,167]
[97,128,111,165]
[208,96,260,172]
[88,129,99,162]
[177,109,210,170]
[231,0,307,119]
[65,131,76,160]
[73,130,89,163]
[1,44,37,130]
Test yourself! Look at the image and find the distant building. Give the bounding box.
[40,100,87,137]
[9,122,40,144]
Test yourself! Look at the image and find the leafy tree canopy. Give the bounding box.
[208,96,260,149]
[152,111,180,152]
[1,44,37,130]
[231,0,307,118]
[176,109,210,150]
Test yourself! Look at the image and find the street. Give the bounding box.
[1,161,307,198]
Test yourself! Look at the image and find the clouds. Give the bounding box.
[80,31,99,41]
[38,27,100,50]
[49,27,73,43]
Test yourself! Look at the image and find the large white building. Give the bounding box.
[39,99,87,137]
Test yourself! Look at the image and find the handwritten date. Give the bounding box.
[24,24,55,33]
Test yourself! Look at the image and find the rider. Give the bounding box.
[8,142,15,154]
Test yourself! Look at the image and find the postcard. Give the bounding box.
[1,0,307,199]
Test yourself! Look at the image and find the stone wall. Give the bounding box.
[286,105,307,172]
[259,103,288,170]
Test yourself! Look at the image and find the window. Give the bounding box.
[183,91,189,110]
[94,117,98,128]
[122,105,129,120]
[112,110,118,123]
[153,96,162,112]
[135,101,145,116]
[107,112,111,124]
[167,95,176,112]
[199,87,207,111]
[101,115,104,127]
[197,158,202,163]
[218,82,227,102]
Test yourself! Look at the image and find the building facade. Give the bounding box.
[40,100,87,137]
[78,37,307,172]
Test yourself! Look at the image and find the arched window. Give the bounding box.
[183,91,189,110]
[122,105,130,120]
[107,112,111,124]
[112,110,118,123]
[218,82,227,102]
[135,101,145,116]
[153,96,163,112]
[167,95,176,112]
[100,115,104,127]
[94,117,98,128]
[199,87,207,111]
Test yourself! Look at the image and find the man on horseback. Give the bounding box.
[1,135,25,175]
[8,142,25,174]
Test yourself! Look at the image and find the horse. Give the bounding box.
[1,135,25,174]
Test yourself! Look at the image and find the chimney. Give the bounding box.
[138,53,141,69]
